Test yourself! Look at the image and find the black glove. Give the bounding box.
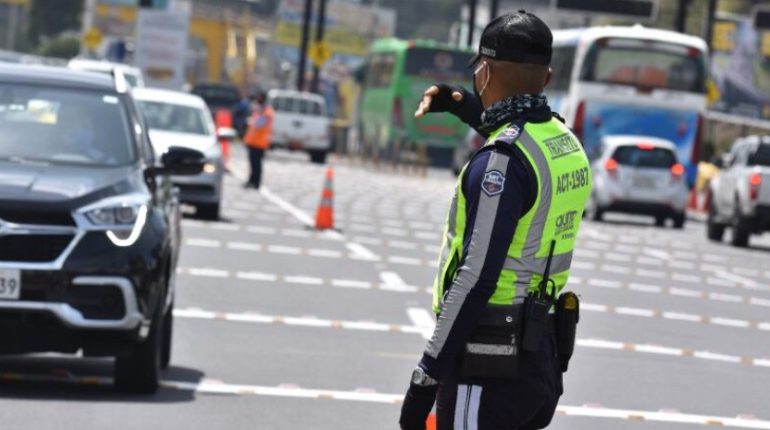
[425,84,484,132]
[399,382,439,430]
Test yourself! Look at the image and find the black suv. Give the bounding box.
[0,64,202,393]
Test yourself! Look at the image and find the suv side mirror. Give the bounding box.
[156,146,204,176]
[217,127,237,142]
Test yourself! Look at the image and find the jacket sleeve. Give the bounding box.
[419,149,530,379]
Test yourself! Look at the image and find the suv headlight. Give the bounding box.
[77,194,150,247]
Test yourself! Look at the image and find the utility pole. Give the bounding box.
[675,0,692,33]
[704,0,718,53]
[311,0,327,94]
[490,0,499,21]
[81,0,97,56]
[467,0,477,48]
[297,0,313,91]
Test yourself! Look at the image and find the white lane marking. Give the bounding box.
[187,268,229,278]
[581,303,610,312]
[388,240,419,250]
[714,270,763,290]
[671,273,701,284]
[331,279,372,289]
[259,187,315,226]
[267,245,302,255]
[643,248,670,261]
[307,249,343,258]
[635,268,665,279]
[387,256,423,266]
[284,276,324,285]
[227,242,263,252]
[750,297,770,307]
[662,312,703,323]
[669,288,703,298]
[346,242,380,261]
[8,370,770,428]
[236,271,279,282]
[407,308,434,340]
[588,279,622,289]
[709,317,751,328]
[186,238,221,248]
[708,292,744,303]
[281,228,312,238]
[615,307,656,318]
[210,223,241,231]
[379,271,416,292]
[628,283,662,294]
[246,225,278,235]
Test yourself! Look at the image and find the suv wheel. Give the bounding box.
[114,301,164,394]
[309,150,327,164]
[672,212,686,229]
[731,213,751,248]
[585,195,603,221]
[654,215,666,227]
[706,201,726,241]
[197,203,220,221]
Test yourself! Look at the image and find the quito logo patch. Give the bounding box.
[482,170,505,196]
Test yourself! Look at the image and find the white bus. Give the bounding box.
[548,26,708,186]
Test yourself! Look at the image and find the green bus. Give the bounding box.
[359,39,474,162]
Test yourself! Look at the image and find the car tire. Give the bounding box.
[309,150,327,164]
[585,195,603,221]
[114,300,163,394]
[654,215,666,227]
[731,214,751,248]
[673,212,686,229]
[197,203,220,221]
[706,201,726,242]
[161,300,173,370]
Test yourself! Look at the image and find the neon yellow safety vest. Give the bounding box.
[432,118,591,313]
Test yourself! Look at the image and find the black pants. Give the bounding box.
[247,147,264,188]
[436,335,563,430]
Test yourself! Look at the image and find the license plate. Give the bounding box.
[0,269,21,300]
[634,176,656,188]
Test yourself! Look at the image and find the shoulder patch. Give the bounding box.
[481,170,505,196]
[495,124,521,145]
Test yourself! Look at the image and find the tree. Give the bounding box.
[37,35,80,59]
[27,0,83,46]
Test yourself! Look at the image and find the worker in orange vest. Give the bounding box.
[242,91,274,189]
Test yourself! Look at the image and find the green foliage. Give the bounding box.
[28,0,83,45]
[36,35,80,59]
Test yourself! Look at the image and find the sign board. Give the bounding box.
[134,8,190,89]
[710,13,770,122]
[308,40,332,67]
[754,7,770,30]
[555,0,657,21]
[82,27,103,51]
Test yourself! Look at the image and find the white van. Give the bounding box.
[267,89,331,164]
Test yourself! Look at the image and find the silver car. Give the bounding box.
[586,136,688,228]
[133,88,233,220]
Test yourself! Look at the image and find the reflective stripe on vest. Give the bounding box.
[432,118,591,313]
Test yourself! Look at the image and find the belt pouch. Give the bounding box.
[460,306,521,379]
[555,291,580,372]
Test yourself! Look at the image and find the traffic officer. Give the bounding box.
[242,91,274,189]
[399,11,591,430]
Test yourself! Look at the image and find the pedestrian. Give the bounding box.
[242,91,274,189]
[400,11,591,430]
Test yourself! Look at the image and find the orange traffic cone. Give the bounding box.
[426,413,437,430]
[687,188,699,211]
[314,167,335,230]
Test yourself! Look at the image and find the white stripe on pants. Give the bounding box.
[454,384,483,430]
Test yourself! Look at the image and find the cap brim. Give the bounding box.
[467,53,482,69]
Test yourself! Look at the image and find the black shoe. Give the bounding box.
[243,181,255,189]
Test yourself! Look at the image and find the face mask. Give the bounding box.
[472,62,490,103]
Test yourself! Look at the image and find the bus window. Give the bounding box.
[366,53,396,88]
[404,48,473,81]
[580,38,705,93]
[550,46,576,92]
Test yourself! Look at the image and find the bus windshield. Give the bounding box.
[404,48,473,81]
[581,38,705,93]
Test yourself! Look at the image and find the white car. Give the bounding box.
[133,88,233,219]
[586,135,688,228]
[68,58,145,88]
[267,89,331,164]
[707,135,770,247]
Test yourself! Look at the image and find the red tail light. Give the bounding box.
[393,97,403,128]
[671,163,685,180]
[573,101,586,142]
[605,158,618,179]
[750,172,762,200]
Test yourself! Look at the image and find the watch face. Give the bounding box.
[411,368,424,384]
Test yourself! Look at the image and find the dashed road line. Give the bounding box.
[171,307,770,370]
[5,372,770,428]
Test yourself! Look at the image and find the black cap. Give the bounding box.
[468,10,553,69]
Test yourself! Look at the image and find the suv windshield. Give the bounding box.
[0,84,134,166]
[138,101,210,135]
[748,144,770,167]
[613,145,676,168]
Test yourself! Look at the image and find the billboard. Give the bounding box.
[134,8,190,89]
[710,13,770,121]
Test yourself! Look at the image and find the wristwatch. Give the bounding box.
[411,367,438,387]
